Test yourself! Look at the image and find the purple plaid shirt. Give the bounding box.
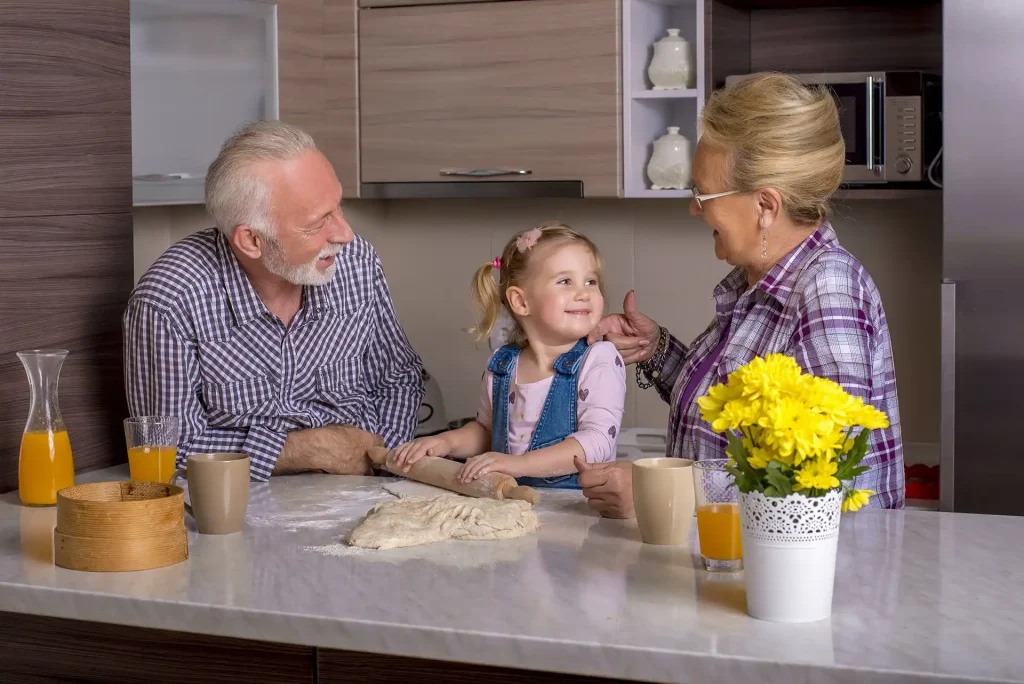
[124,228,424,481]
[651,221,904,508]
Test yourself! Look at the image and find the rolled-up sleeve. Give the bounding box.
[787,259,903,508]
[123,300,286,480]
[364,256,424,448]
[653,334,691,404]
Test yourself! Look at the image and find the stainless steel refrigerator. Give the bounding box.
[941,0,1024,515]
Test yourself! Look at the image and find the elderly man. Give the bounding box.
[124,121,424,480]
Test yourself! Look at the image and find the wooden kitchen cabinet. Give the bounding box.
[0,0,130,218]
[277,0,360,197]
[359,0,621,197]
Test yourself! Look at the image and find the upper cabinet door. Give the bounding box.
[278,0,360,197]
[359,0,621,197]
[0,0,130,218]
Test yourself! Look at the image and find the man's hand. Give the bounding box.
[274,425,383,475]
[586,290,660,365]
[575,456,635,519]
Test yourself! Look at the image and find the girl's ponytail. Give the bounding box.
[469,260,502,341]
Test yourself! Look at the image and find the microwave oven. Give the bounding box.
[724,71,942,186]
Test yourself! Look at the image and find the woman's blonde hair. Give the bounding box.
[470,221,602,348]
[700,72,845,225]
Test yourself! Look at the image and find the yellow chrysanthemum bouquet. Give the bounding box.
[697,353,888,513]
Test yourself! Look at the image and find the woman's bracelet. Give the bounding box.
[635,327,669,390]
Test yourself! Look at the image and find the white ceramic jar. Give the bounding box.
[647,28,695,90]
[646,126,692,190]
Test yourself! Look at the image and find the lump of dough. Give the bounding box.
[347,494,539,550]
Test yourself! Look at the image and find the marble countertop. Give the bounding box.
[1,466,1022,684]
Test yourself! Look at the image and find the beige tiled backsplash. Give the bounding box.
[134,196,941,444]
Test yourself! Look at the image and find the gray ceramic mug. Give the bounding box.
[170,453,250,535]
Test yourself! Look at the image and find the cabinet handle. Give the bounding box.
[866,75,877,172]
[439,169,533,177]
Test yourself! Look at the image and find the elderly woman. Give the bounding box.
[578,73,904,518]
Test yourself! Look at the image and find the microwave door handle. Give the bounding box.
[865,75,876,172]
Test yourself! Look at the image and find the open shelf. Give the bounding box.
[623,0,703,197]
[631,88,699,100]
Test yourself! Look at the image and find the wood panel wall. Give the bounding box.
[0,0,133,492]
[706,0,943,93]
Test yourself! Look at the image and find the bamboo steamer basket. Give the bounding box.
[54,481,188,572]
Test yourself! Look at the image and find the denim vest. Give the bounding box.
[488,338,588,489]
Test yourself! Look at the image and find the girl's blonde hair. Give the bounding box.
[700,72,845,225]
[470,221,602,348]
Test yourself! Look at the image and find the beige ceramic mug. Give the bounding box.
[170,453,250,535]
[632,457,695,545]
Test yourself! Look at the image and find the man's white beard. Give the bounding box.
[261,234,341,287]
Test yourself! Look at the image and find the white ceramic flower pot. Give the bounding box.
[738,489,843,623]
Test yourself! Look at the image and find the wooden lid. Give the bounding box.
[56,481,185,540]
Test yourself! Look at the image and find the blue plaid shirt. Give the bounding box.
[652,221,905,508]
[123,228,424,481]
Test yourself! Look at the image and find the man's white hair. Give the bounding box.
[204,120,317,239]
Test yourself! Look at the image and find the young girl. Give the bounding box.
[393,221,626,488]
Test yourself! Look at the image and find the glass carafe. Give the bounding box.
[17,350,75,505]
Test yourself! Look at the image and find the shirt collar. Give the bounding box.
[301,275,335,321]
[216,229,340,326]
[713,219,837,311]
[216,229,269,326]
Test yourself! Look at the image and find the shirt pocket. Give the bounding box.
[203,375,276,424]
[316,356,364,394]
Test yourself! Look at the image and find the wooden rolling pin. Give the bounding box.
[369,447,540,505]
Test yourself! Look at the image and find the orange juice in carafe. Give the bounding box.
[17,350,75,506]
[19,431,75,505]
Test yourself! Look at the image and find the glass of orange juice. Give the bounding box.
[124,416,180,483]
[693,459,742,572]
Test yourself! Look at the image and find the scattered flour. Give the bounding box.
[245,485,391,532]
[303,542,375,557]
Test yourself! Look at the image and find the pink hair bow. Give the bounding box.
[515,227,543,253]
[492,257,502,269]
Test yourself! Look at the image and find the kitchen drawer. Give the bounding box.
[359,0,621,197]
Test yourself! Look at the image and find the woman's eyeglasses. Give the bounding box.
[690,187,740,210]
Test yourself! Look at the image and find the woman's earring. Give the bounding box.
[761,227,768,260]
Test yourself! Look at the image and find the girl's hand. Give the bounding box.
[392,434,453,472]
[458,452,518,482]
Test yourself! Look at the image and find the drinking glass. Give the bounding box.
[692,459,742,572]
[124,416,180,483]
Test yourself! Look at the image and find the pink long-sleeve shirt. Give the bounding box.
[476,341,626,463]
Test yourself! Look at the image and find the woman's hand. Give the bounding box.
[574,456,635,518]
[458,452,519,482]
[392,434,453,472]
[587,290,660,364]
